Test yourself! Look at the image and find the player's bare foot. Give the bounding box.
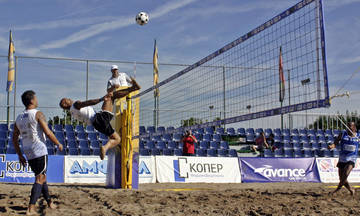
[100,146,106,160]
[26,207,37,215]
[130,77,141,90]
[48,201,57,209]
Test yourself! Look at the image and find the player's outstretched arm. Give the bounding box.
[73,98,103,110]
[36,111,63,152]
[12,124,26,166]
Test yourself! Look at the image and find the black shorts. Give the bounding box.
[28,155,48,176]
[92,111,115,137]
[337,161,355,169]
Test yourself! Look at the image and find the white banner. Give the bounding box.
[64,156,107,183]
[317,158,360,183]
[156,156,241,183]
[139,156,156,183]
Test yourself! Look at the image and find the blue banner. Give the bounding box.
[0,154,64,183]
[239,157,320,183]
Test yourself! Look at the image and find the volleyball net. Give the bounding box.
[134,0,329,133]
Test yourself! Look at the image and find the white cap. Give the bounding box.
[111,65,118,70]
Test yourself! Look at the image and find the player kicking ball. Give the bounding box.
[59,78,140,160]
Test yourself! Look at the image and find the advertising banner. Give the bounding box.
[64,156,107,183]
[156,156,241,183]
[316,158,360,183]
[139,156,156,183]
[0,154,64,183]
[240,157,320,183]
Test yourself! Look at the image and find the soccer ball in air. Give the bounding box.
[136,12,149,26]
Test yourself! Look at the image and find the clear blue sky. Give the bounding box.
[0,0,359,123]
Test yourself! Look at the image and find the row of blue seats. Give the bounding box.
[140,148,238,157]
[0,146,101,156]
[139,125,351,137]
[263,148,339,158]
[140,140,230,150]
[0,123,98,134]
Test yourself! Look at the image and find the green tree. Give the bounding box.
[181,117,203,127]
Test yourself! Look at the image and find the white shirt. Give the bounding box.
[70,104,96,125]
[107,72,132,89]
[15,109,47,160]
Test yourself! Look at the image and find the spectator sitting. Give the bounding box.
[251,132,269,152]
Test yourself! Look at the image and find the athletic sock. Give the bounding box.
[42,182,51,203]
[29,183,42,205]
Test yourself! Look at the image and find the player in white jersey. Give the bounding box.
[107,64,132,93]
[13,90,63,215]
[59,77,140,160]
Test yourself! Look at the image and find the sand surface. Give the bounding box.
[0,182,359,215]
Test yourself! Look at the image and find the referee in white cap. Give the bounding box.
[107,65,132,93]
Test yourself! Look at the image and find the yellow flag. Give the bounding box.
[7,30,15,92]
[153,39,159,97]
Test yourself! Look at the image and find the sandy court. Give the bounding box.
[0,182,360,215]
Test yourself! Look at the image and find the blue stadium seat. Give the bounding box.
[156,141,166,150]
[290,129,299,136]
[197,128,205,134]
[87,132,98,141]
[299,129,307,136]
[53,124,63,132]
[157,126,166,133]
[282,129,290,136]
[274,149,283,157]
[246,128,255,135]
[218,149,228,157]
[174,149,183,156]
[167,141,177,149]
[210,141,219,149]
[302,142,311,149]
[0,140,5,148]
[139,140,145,149]
[212,134,221,142]
[316,129,324,137]
[246,134,255,143]
[140,149,150,156]
[6,148,16,154]
[283,135,291,142]
[177,142,184,150]
[47,124,53,132]
[320,149,331,157]
[199,141,209,149]
[90,141,100,149]
[205,127,214,134]
[151,135,162,142]
[226,128,236,136]
[284,149,293,157]
[75,125,85,133]
[162,134,172,142]
[215,127,225,135]
[139,126,146,135]
[255,128,264,136]
[78,140,89,149]
[151,149,161,156]
[145,141,155,149]
[85,125,95,133]
[146,126,156,134]
[237,128,246,136]
[76,132,87,141]
[0,131,7,140]
[98,133,108,142]
[274,135,282,143]
[7,131,13,140]
[64,124,74,133]
[324,129,332,137]
[294,149,302,158]
[67,140,78,149]
[173,133,183,142]
[326,135,334,144]
[318,136,326,144]
[303,149,313,157]
[311,141,320,150]
[274,128,281,136]
[163,149,173,156]
[92,148,100,156]
[332,129,340,138]
[263,149,273,157]
[9,123,14,131]
[196,149,207,157]
[308,129,316,137]
[313,149,320,157]
[0,148,5,154]
[65,132,76,141]
[0,124,8,132]
[46,140,55,148]
[166,126,175,132]
[220,141,229,149]
[228,149,238,157]
[293,142,301,150]
[207,149,217,157]
[331,149,339,157]
[68,148,79,155]
[80,148,91,155]
[265,128,273,137]
[203,134,212,142]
